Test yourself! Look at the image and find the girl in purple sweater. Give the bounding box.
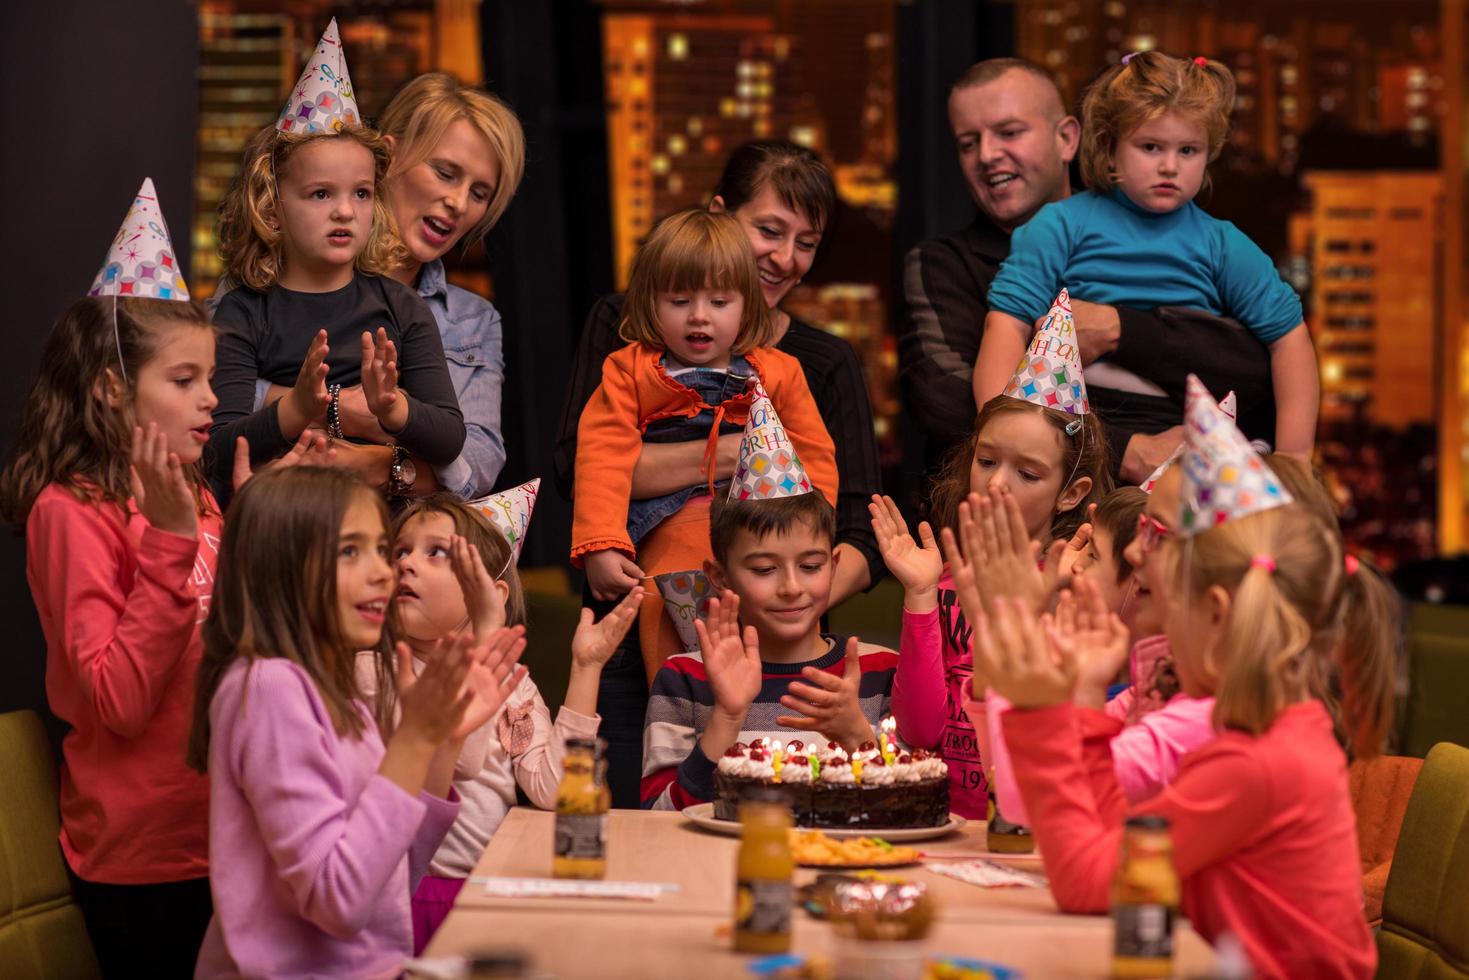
[186,467,525,978]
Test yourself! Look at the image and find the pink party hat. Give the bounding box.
[1178,377,1291,535]
[654,569,714,653]
[87,179,190,301]
[467,478,541,563]
[1001,289,1089,415]
[729,382,814,500]
[1140,390,1237,493]
[277,19,360,134]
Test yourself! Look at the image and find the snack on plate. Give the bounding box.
[789,829,919,867]
[716,740,950,828]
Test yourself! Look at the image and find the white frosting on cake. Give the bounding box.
[820,761,858,785]
[913,756,947,781]
[718,754,774,779]
[778,757,813,784]
[862,761,898,786]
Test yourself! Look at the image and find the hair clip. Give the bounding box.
[1121,52,1139,66]
[1193,56,1208,67]
[1064,418,1084,436]
[1344,554,1360,576]
[1250,554,1276,573]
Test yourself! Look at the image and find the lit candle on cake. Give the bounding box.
[880,717,897,765]
[772,740,785,782]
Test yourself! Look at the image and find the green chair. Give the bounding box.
[0,710,100,979]
[1377,741,1469,979]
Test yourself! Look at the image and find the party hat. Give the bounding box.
[87,178,190,301]
[729,382,814,500]
[1177,376,1291,535]
[1139,390,1236,493]
[654,569,715,653]
[467,478,541,563]
[1001,289,1088,415]
[277,19,360,134]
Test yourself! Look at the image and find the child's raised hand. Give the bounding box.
[1049,577,1130,710]
[231,431,336,491]
[361,328,409,432]
[394,633,478,747]
[696,591,762,722]
[129,423,197,537]
[281,330,330,438]
[459,625,530,739]
[868,494,942,601]
[583,548,645,601]
[1050,504,1096,583]
[571,587,644,671]
[970,595,1077,710]
[449,534,508,643]
[776,636,872,752]
[971,488,1055,617]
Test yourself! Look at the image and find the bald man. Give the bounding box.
[899,58,1275,481]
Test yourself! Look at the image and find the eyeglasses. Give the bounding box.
[1136,512,1172,555]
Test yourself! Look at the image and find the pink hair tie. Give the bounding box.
[1344,554,1360,576]
[1250,554,1276,573]
[1193,56,1208,66]
[1121,52,1139,65]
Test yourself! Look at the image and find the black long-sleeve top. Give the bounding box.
[208,272,465,498]
[553,293,885,590]
[898,212,1276,475]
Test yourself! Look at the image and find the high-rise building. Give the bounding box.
[1297,172,1442,428]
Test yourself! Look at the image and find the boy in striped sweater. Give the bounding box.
[640,491,898,809]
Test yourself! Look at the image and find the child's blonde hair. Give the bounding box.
[378,73,527,244]
[218,126,407,291]
[1265,454,1399,758]
[927,396,1112,543]
[392,493,528,629]
[0,297,216,523]
[1165,503,1347,736]
[619,209,774,354]
[1078,51,1236,194]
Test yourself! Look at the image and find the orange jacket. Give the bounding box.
[571,343,838,563]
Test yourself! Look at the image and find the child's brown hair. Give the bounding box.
[187,467,393,771]
[618,209,774,355]
[218,126,408,291]
[0,297,216,524]
[392,492,528,629]
[1092,486,1148,584]
[1078,51,1236,195]
[1265,454,1399,758]
[709,492,836,567]
[928,396,1112,545]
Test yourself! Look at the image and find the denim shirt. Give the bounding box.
[625,354,753,545]
[248,259,505,498]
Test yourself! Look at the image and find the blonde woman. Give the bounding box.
[242,73,526,500]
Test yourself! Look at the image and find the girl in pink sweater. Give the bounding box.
[386,494,642,952]
[0,182,225,976]
[187,467,526,979]
[873,384,1110,819]
[960,379,1381,979]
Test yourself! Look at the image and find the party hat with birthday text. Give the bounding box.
[277,19,360,134]
[1001,289,1089,416]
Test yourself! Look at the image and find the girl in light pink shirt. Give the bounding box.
[386,494,643,952]
[188,467,526,979]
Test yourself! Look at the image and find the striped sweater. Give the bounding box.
[641,634,898,810]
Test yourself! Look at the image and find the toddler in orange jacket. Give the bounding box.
[572,209,836,677]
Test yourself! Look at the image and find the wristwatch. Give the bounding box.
[326,383,343,440]
[388,444,416,499]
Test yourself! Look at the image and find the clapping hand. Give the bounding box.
[361,328,408,432]
[776,636,872,752]
[129,423,197,537]
[695,591,763,724]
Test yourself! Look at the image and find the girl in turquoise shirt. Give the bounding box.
[973,51,1318,461]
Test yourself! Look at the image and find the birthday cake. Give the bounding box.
[713,739,949,828]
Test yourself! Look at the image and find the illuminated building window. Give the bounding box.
[668,33,688,60]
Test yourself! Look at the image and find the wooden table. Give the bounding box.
[427,809,1215,978]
